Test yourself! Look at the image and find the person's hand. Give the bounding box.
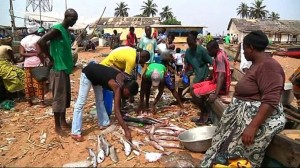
[124,130,132,142]
[207,94,218,103]
[242,125,257,146]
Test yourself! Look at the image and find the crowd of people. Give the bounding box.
[1,8,300,168]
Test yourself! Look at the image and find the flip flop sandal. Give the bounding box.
[99,124,111,130]
[71,134,84,142]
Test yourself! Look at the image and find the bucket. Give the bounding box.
[103,88,113,116]
[281,82,294,106]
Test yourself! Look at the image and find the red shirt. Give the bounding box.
[126,33,137,47]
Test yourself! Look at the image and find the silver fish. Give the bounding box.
[157,140,182,149]
[133,150,140,156]
[149,124,156,135]
[121,137,132,156]
[132,140,144,151]
[161,126,186,132]
[97,135,105,163]
[100,124,117,135]
[128,126,146,134]
[146,141,165,152]
[153,135,179,141]
[87,148,97,168]
[100,135,110,156]
[109,146,119,163]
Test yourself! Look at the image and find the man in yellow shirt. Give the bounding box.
[100,46,150,75]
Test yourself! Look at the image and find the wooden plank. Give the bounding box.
[266,132,300,168]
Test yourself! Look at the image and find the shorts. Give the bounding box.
[50,70,71,112]
[193,80,216,96]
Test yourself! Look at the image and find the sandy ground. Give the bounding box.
[0,44,299,167]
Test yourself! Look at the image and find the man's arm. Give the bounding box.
[202,49,213,65]
[37,29,60,60]
[151,81,164,113]
[136,75,146,114]
[109,81,132,141]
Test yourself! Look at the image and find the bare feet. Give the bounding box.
[55,127,68,137]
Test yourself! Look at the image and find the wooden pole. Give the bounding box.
[9,0,16,40]
[91,6,106,36]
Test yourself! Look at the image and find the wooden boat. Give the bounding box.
[287,46,300,52]
[274,51,300,58]
[209,66,300,167]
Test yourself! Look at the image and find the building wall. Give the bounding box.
[229,22,300,43]
[103,27,148,41]
[103,27,204,43]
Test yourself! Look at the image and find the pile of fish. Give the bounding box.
[127,117,186,153]
[85,125,135,167]
[65,116,188,167]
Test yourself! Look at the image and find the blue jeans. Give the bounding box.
[71,73,110,135]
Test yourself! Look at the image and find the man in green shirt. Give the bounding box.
[136,63,183,115]
[225,33,231,45]
[38,9,78,136]
[178,34,213,98]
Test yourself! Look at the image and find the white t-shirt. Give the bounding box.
[20,34,41,67]
[173,53,183,65]
[240,42,252,72]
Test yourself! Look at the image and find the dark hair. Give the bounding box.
[243,30,268,52]
[141,50,150,61]
[167,33,174,39]
[129,27,134,31]
[207,40,219,49]
[124,80,139,96]
[176,47,181,53]
[189,31,198,40]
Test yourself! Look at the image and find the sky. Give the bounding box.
[1,0,300,35]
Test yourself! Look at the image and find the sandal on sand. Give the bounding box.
[71,134,84,142]
[99,124,111,130]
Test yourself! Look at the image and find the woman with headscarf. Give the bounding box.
[200,31,286,168]
[20,27,46,107]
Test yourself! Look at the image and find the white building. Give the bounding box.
[227,18,300,43]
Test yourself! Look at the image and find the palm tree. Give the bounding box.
[249,0,268,19]
[268,11,280,21]
[141,0,158,17]
[236,2,249,19]
[160,6,174,21]
[114,2,129,17]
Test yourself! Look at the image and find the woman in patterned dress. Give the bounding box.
[20,27,46,107]
[200,30,286,168]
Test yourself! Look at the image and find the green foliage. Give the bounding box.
[160,6,174,21]
[161,17,181,25]
[114,1,129,17]
[141,0,158,17]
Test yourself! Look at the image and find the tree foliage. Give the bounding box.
[161,17,181,25]
[141,0,158,17]
[160,6,173,21]
[236,2,249,19]
[114,1,129,17]
[249,0,268,19]
[268,11,280,21]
